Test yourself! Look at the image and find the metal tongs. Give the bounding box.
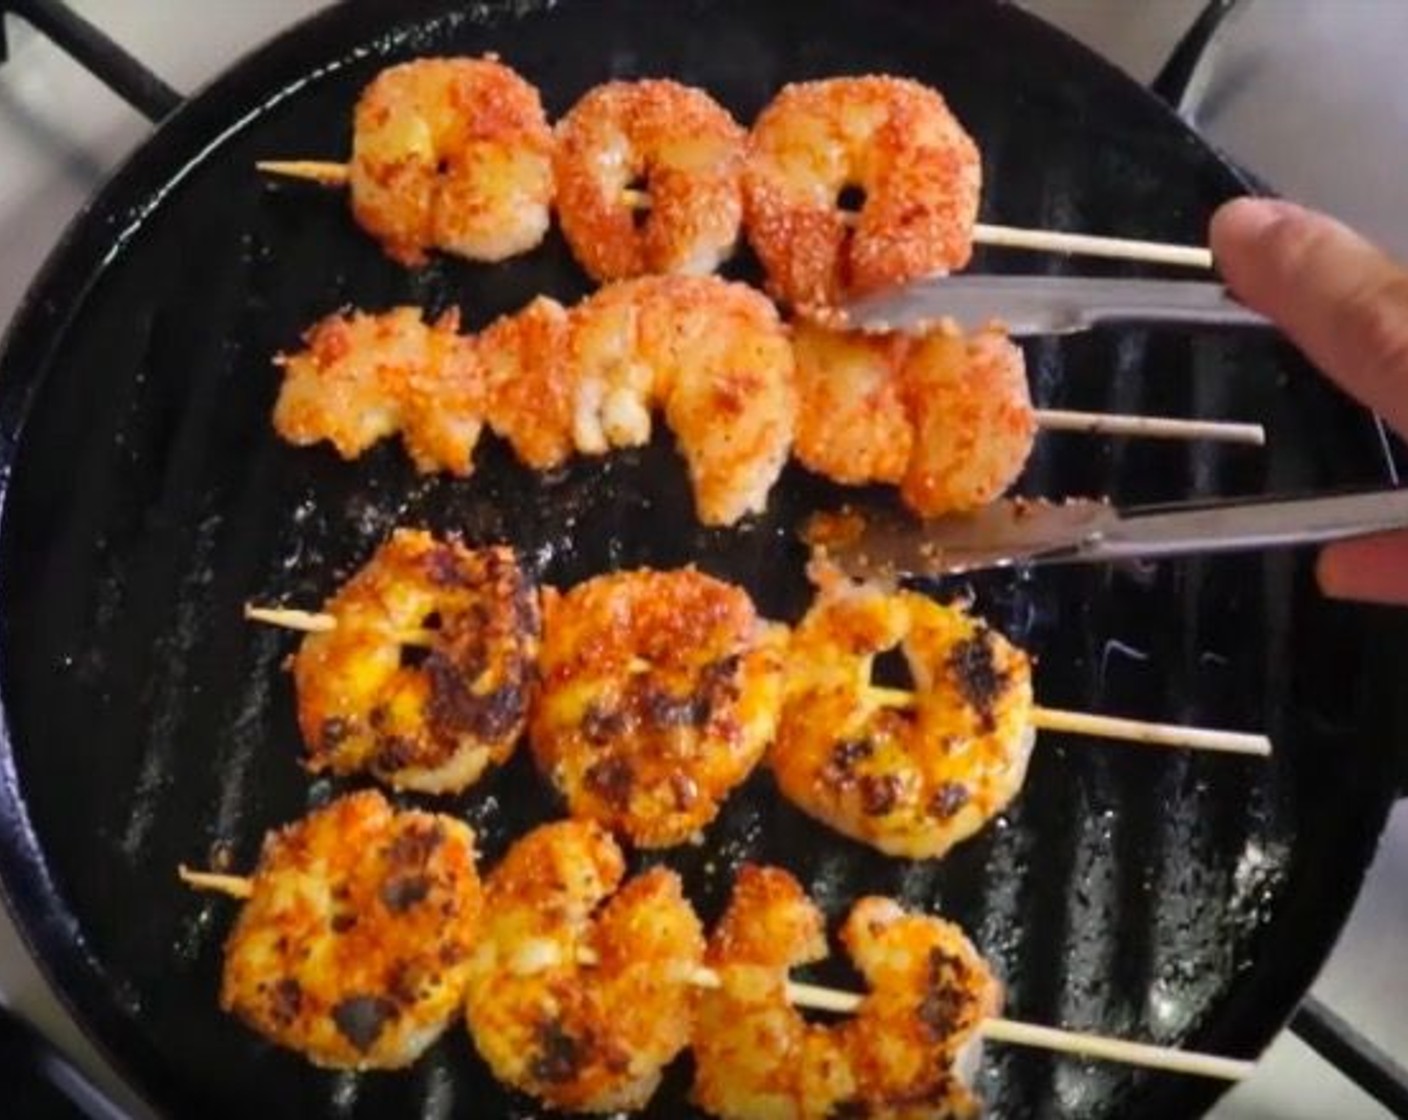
[841,274,1269,336]
[813,491,1408,579]
[821,274,1406,577]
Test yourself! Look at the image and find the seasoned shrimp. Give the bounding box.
[771,583,1034,859]
[292,530,540,794]
[348,57,553,266]
[568,275,797,525]
[477,295,575,470]
[693,865,1001,1119]
[554,80,746,282]
[464,820,704,1111]
[791,320,1033,516]
[745,76,981,308]
[792,319,913,486]
[220,790,482,1069]
[899,325,1036,517]
[272,306,483,475]
[530,568,786,848]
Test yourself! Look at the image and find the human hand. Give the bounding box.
[1211,197,1408,606]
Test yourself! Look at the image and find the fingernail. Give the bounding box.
[1220,197,1302,238]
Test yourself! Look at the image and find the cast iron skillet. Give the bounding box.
[0,1,1404,1116]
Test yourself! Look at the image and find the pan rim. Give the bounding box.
[0,1,1397,1116]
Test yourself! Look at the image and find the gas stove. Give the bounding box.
[0,2,1404,1117]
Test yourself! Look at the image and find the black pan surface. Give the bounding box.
[0,1,1402,1116]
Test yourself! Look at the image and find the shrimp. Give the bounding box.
[220,790,482,1069]
[272,305,483,475]
[792,319,1034,516]
[898,325,1036,518]
[464,820,704,1111]
[692,865,1001,1119]
[530,568,787,848]
[770,583,1034,859]
[567,275,797,526]
[348,57,554,267]
[791,319,913,486]
[745,76,981,308]
[554,79,746,282]
[292,530,540,794]
[477,294,575,470]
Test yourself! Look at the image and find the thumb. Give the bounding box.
[1210,198,1408,439]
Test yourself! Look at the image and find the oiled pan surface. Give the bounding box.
[0,1,1398,1116]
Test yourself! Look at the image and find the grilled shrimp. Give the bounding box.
[292,530,540,794]
[693,865,1001,1119]
[771,583,1034,859]
[792,320,1034,516]
[272,305,482,475]
[899,325,1036,518]
[554,79,746,282]
[478,294,575,470]
[220,790,482,1069]
[530,568,786,848]
[464,820,704,1112]
[745,76,981,308]
[348,57,554,266]
[792,319,913,486]
[567,275,797,525]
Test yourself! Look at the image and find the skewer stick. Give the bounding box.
[239,614,1270,757]
[244,605,336,632]
[254,162,1212,269]
[242,604,434,645]
[976,1018,1253,1080]
[1034,409,1265,447]
[866,688,1271,757]
[972,223,1214,270]
[257,160,350,187]
[178,864,253,899]
[180,870,1251,1081]
[1029,706,1272,756]
[780,981,1251,1079]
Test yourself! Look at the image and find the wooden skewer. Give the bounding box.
[255,161,1212,270]
[776,981,1250,1079]
[1028,706,1272,757]
[972,222,1214,270]
[182,869,1253,1081]
[257,160,349,187]
[1034,410,1265,447]
[244,605,336,632]
[243,612,1271,757]
[179,864,254,899]
[242,604,435,644]
[865,687,1271,757]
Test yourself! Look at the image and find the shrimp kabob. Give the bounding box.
[260,59,1214,297]
[183,804,1254,1114]
[272,275,1263,530]
[247,533,1267,861]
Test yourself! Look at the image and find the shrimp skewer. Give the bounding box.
[249,550,1267,855]
[273,282,1262,527]
[185,854,1254,1086]
[187,790,483,1070]
[263,67,1211,277]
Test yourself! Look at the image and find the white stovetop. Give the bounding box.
[0,2,1404,1117]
